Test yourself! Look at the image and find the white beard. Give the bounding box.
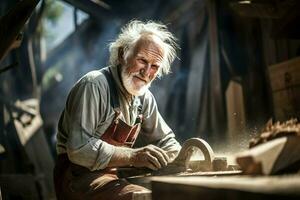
[121,67,151,96]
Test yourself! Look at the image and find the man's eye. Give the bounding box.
[151,65,159,70]
[138,59,147,64]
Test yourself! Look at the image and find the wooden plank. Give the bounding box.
[176,170,241,177]
[268,56,300,92]
[12,99,42,146]
[14,114,42,146]
[226,80,246,138]
[268,56,300,120]
[151,175,300,200]
[272,87,300,121]
[236,136,300,175]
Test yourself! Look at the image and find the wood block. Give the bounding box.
[236,136,300,175]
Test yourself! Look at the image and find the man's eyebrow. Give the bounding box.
[136,54,162,65]
[136,54,146,59]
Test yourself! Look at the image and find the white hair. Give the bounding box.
[109,20,178,76]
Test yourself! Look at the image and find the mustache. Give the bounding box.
[129,71,150,83]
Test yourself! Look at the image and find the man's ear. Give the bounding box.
[118,47,125,65]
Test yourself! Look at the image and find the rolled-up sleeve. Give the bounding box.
[63,81,115,170]
[139,92,181,153]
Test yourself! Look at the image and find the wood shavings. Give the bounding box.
[249,118,300,148]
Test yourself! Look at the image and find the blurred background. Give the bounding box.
[1,0,300,199]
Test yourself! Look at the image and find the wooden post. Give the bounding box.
[226,80,246,139]
[207,0,225,134]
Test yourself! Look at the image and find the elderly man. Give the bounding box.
[54,20,181,200]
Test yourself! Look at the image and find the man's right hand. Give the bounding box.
[129,145,170,170]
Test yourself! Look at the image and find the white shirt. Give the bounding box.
[56,65,181,170]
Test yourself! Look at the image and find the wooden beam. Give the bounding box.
[62,0,114,21]
[0,0,40,62]
[207,0,225,133]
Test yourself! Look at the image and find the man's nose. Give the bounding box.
[140,64,151,76]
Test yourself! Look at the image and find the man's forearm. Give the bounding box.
[107,146,134,168]
[106,145,170,170]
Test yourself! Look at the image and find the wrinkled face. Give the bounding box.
[120,35,164,96]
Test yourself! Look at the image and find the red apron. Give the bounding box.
[100,110,142,147]
[53,111,148,200]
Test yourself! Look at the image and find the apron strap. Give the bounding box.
[102,67,143,116]
[102,68,120,109]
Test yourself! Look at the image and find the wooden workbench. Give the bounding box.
[150,174,300,200]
